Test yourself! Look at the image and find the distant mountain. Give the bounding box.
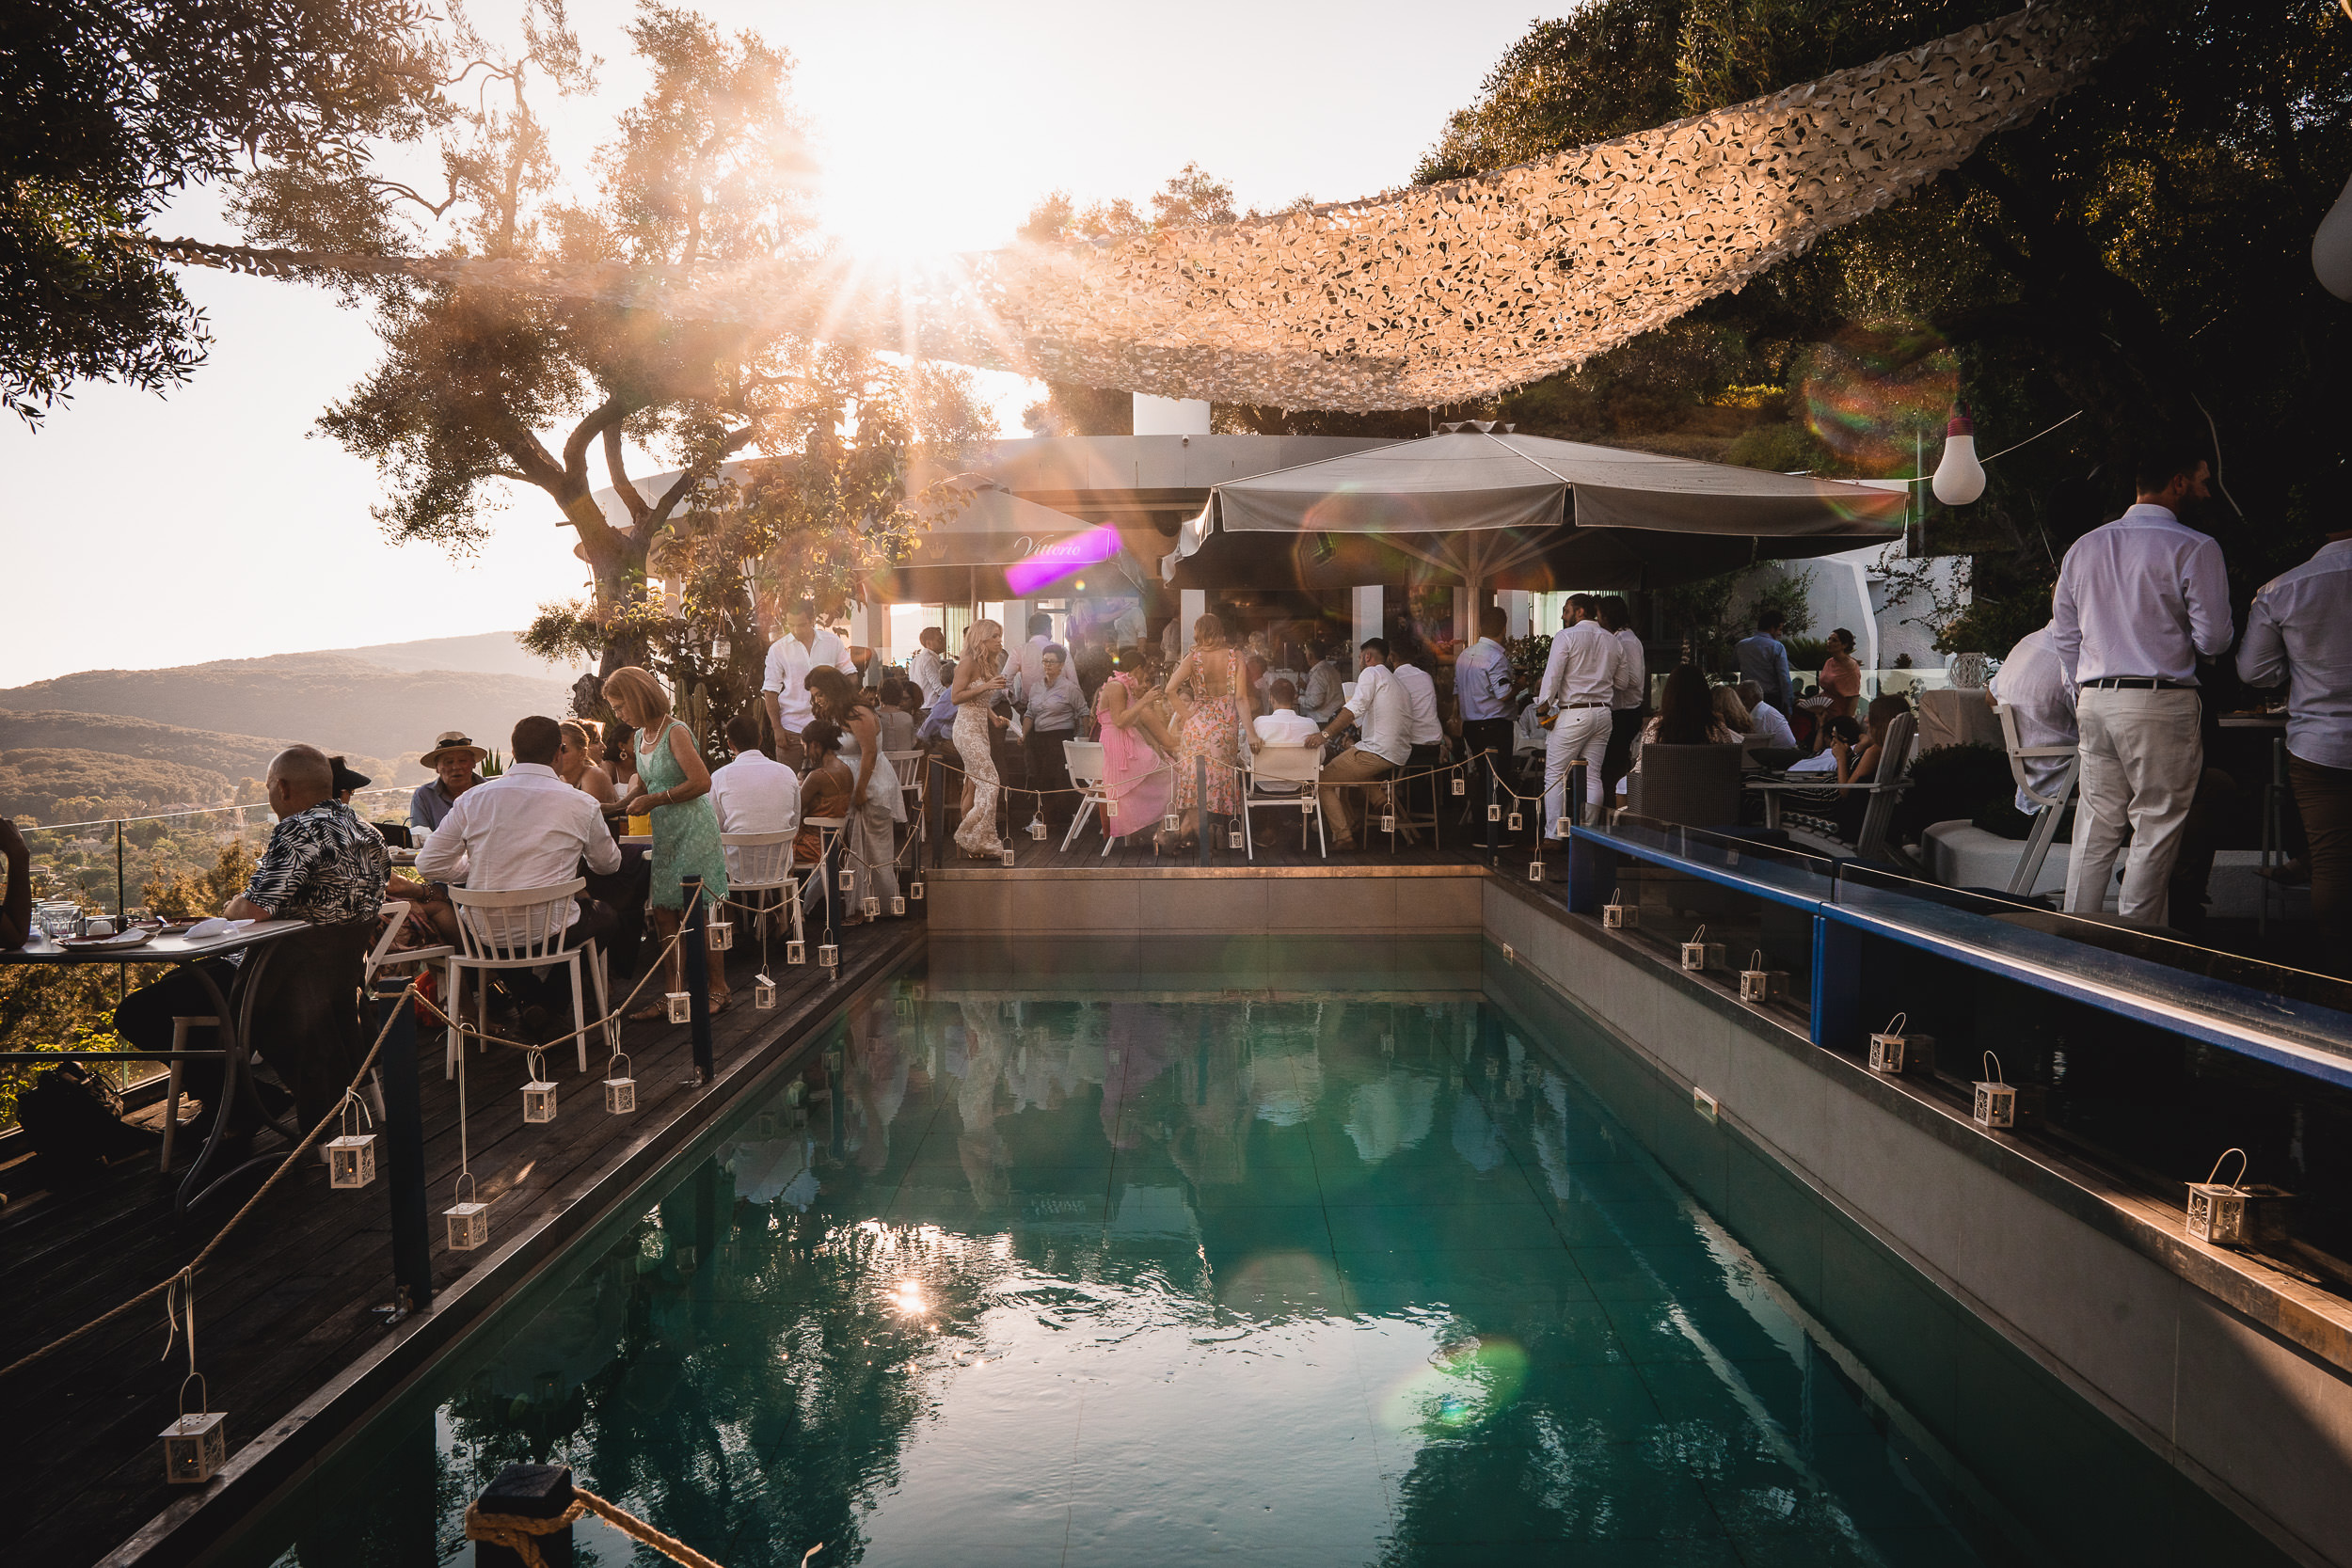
[0,709,377,783]
[0,656,574,780]
[0,749,236,824]
[314,631,589,680]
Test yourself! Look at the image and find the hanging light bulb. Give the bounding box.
[1931,402,1986,506]
[2316,171,2352,302]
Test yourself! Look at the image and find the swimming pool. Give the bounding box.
[231,937,2283,1567]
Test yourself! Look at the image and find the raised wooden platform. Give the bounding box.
[0,917,921,1568]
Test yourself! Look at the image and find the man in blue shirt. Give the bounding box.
[2239,527,2352,947]
[1735,610,1794,720]
[1455,606,1516,790]
[409,730,486,832]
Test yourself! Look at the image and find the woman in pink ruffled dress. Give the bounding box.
[1094,644,1175,845]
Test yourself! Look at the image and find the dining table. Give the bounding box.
[1,918,312,1211]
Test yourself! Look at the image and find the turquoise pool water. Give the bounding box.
[239,940,2274,1568]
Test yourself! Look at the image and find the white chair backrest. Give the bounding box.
[721,829,795,890]
[1248,743,1323,788]
[447,879,585,959]
[884,749,922,779]
[1064,739,1107,785]
[364,900,412,981]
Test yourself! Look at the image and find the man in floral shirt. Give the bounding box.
[118,746,390,1135]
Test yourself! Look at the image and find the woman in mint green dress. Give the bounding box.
[604,666,731,1016]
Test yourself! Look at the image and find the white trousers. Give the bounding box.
[2065,686,2201,927]
[1543,705,1613,835]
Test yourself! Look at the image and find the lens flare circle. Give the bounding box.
[1377,1333,1530,1434]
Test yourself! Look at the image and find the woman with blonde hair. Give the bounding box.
[1160,612,1255,852]
[555,720,619,805]
[950,619,1011,857]
[603,666,731,1015]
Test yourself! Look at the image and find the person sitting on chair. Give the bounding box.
[408,731,486,832]
[710,709,801,836]
[117,745,389,1134]
[1,818,29,951]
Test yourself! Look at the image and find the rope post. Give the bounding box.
[1196,757,1210,867]
[928,754,946,870]
[373,976,432,1314]
[682,877,713,1085]
[474,1463,576,1568]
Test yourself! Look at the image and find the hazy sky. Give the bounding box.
[2,0,1547,687]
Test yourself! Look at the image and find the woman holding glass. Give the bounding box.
[950,620,1010,858]
[604,666,731,1016]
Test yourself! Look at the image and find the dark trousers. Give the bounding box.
[582,846,650,976]
[1025,727,1079,829]
[1601,708,1644,805]
[501,898,621,1012]
[1462,719,1516,793]
[2292,754,2352,940]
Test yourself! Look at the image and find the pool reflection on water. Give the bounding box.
[255,959,2070,1567]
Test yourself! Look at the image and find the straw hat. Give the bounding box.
[419,730,488,768]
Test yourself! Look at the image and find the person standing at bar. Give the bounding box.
[2237,525,2352,950]
[1597,596,1646,813]
[1456,605,1516,793]
[2049,437,2233,927]
[1536,594,1623,838]
[1735,608,1794,721]
[761,599,857,747]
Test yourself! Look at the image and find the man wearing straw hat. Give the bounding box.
[409,730,487,832]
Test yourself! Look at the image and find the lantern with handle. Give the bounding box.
[326,1090,377,1189]
[1868,1013,1934,1075]
[863,896,880,919]
[1972,1052,2015,1130]
[665,991,691,1024]
[1453,774,1466,797]
[446,1171,490,1250]
[785,940,806,966]
[1739,950,1773,1005]
[1487,802,1502,823]
[2185,1148,2296,1247]
[1029,813,1049,841]
[708,918,733,952]
[755,972,777,1007]
[1679,925,1723,973]
[1000,846,1016,866]
[521,1050,557,1124]
[1602,887,1637,929]
[603,1051,637,1114]
[891,895,906,916]
[908,879,924,902]
[1507,811,1523,833]
[818,942,838,968]
[161,1374,227,1484]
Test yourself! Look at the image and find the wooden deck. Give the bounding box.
[0,916,923,1568]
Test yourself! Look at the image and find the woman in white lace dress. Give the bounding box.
[951,620,1010,858]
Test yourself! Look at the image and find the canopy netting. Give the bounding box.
[120,4,2114,411]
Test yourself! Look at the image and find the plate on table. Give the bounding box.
[58,929,154,951]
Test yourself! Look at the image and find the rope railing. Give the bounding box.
[0,977,420,1385]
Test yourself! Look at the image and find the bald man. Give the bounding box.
[118,743,390,1133]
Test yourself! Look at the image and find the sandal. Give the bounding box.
[627,1002,668,1022]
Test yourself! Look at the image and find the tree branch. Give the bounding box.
[604,422,651,526]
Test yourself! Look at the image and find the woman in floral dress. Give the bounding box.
[1160,613,1255,851]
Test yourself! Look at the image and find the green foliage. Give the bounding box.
[1503,634,1552,705]
[1749,566,1818,640]
[0,749,233,822]
[1654,571,1742,672]
[2,0,441,423]
[142,838,259,920]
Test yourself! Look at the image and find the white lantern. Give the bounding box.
[1931,403,1986,506]
[1739,950,1772,1005]
[666,991,691,1024]
[818,942,839,967]
[712,637,731,661]
[1971,1051,2015,1130]
[891,895,906,916]
[1380,812,1396,834]
[1867,1013,1933,1076]
[161,1375,227,1484]
[862,896,880,918]
[1228,827,1243,849]
[1507,812,1523,833]
[1679,925,1723,973]
[1486,803,1502,823]
[785,941,806,966]
[1528,860,1545,882]
[1602,887,1638,929]
[1553,816,1569,837]
[326,1094,376,1189]
[1028,815,1048,841]
[908,879,924,902]
[1000,847,1016,866]
[2185,1148,2295,1248]
[521,1053,557,1124]
[755,973,777,1007]
[1164,814,1181,833]
[1453,776,1466,797]
[446,1173,490,1251]
[707,919,733,952]
[838,868,855,892]
[603,1052,637,1113]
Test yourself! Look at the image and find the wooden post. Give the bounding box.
[928,755,946,869]
[682,876,712,1084]
[473,1463,575,1568]
[1196,757,1210,866]
[373,976,432,1313]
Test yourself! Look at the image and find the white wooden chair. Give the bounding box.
[1994,700,2080,895]
[799,816,850,932]
[1240,742,1327,860]
[1059,739,1115,854]
[885,750,925,828]
[722,829,801,970]
[442,879,611,1078]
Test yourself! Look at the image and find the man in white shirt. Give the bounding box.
[418,716,624,1030]
[2239,527,2352,942]
[1312,640,1412,849]
[709,711,801,837]
[1248,678,1323,798]
[1536,595,1623,835]
[1734,679,1800,754]
[1598,596,1646,807]
[1985,626,2077,815]
[907,626,948,707]
[2049,442,2233,925]
[1300,643,1346,724]
[762,600,857,743]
